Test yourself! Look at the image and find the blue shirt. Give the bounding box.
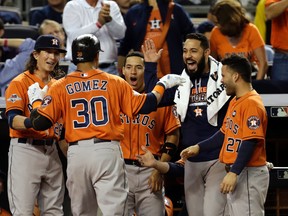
[0,38,35,96]
[29,5,63,26]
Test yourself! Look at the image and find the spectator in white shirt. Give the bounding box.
[63,0,126,75]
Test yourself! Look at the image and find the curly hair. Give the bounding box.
[25,51,66,80]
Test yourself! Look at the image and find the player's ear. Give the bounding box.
[33,50,39,60]
[204,48,210,57]
[95,52,100,67]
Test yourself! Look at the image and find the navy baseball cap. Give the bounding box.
[34,35,67,53]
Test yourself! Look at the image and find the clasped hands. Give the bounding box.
[27,82,48,105]
[98,2,112,25]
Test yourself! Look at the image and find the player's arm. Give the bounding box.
[160,128,180,162]
[137,146,170,174]
[27,82,53,131]
[58,127,68,157]
[6,109,33,130]
[139,75,186,114]
[30,108,53,130]
[149,128,180,192]
[143,61,177,107]
[220,139,257,194]
[180,130,224,160]
[229,139,258,175]
[166,159,185,178]
[137,145,184,177]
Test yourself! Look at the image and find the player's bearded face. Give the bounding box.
[184,54,206,79]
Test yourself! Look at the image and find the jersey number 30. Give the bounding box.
[71,97,108,128]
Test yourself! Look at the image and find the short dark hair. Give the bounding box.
[196,21,215,34]
[221,55,252,83]
[185,33,210,50]
[123,51,144,66]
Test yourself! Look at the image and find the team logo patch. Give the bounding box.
[172,105,178,117]
[42,96,52,107]
[76,51,84,61]
[51,38,59,46]
[194,106,203,117]
[7,94,22,103]
[247,116,260,130]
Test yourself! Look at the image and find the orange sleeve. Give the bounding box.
[163,105,181,134]
[248,24,265,50]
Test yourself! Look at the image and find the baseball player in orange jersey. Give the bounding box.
[121,50,181,215]
[181,55,269,216]
[4,35,67,215]
[27,34,185,216]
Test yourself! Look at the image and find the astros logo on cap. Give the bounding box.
[52,39,59,46]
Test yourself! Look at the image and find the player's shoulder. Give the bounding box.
[245,91,265,107]
[9,71,34,86]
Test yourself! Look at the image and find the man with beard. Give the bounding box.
[144,33,231,216]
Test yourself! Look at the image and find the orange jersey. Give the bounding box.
[210,23,265,63]
[144,9,171,78]
[120,105,180,159]
[219,90,267,167]
[265,0,288,50]
[5,71,61,139]
[37,69,147,143]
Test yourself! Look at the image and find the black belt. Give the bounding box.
[18,138,54,146]
[98,62,114,68]
[69,138,111,146]
[125,155,159,167]
[124,159,141,167]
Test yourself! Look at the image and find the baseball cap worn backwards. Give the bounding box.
[34,35,67,53]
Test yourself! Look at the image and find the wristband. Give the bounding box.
[161,142,177,157]
[24,118,32,129]
[96,21,102,29]
[3,38,8,47]
[32,100,42,109]
[153,84,165,97]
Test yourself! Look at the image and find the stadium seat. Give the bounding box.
[28,6,43,24]
[2,24,39,40]
[0,6,22,24]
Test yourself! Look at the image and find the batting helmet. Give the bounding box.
[72,34,103,64]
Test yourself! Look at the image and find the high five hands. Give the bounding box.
[141,38,163,63]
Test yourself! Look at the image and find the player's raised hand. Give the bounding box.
[136,145,157,168]
[158,74,186,89]
[141,38,163,63]
[27,82,48,105]
[180,145,200,160]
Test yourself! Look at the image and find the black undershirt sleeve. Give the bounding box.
[230,139,257,175]
[138,93,157,114]
[198,130,224,152]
